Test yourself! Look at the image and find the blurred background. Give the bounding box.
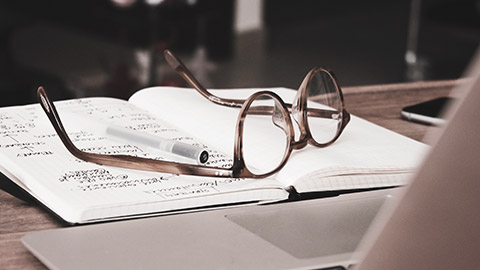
[0,0,478,106]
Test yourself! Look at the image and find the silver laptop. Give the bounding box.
[22,53,480,270]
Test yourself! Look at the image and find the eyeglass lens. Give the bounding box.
[306,69,343,144]
[242,93,290,175]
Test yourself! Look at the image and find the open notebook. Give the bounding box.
[0,87,426,224]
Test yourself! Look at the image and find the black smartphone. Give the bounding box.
[401,97,454,126]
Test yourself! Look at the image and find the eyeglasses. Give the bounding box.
[38,50,350,179]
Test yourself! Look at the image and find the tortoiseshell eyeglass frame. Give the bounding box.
[37,50,350,179]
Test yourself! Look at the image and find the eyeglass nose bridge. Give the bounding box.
[291,92,312,150]
[291,139,309,150]
[291,89,304,126]
[291,67,317,143]
[271,99,290,133]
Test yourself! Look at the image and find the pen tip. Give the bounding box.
[199,151,209,164]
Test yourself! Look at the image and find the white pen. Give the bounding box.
[105,125,209,164]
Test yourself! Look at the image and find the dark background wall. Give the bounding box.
[0,0,478,107]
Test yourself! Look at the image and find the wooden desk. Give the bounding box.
[0,80,460,269]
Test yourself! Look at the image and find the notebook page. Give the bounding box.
[130,87,428,192]
[276,114,428,192]
[129,87,296,172]
[0,98,287,223]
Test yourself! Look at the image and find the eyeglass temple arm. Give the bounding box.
[164,49,339,120]
[164,49,245,108]
[36,86,235,178]
[246,104,337,118]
